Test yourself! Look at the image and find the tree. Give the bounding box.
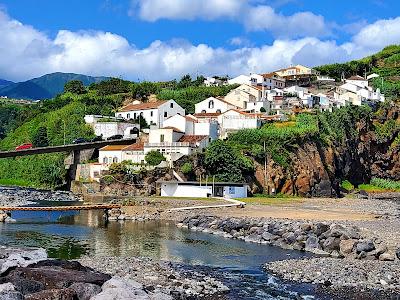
[145,150,166,166]
[177,74,192,89]
[32,126,49,147]
[192,75,205,87]
[204,140,252,182]
[132,81,159,100]
[135,115,149,129]
[64,80,86,94]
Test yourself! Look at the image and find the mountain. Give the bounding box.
[0,72,109,100]
[0,79,14,89]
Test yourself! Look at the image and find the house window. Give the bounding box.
[164,112,168,118]
[209,100,214,109]
[150,111,153,117]
[216,109,221,113]
[229,186,235,194]
[201,110,206,113]
[170,103,174,108]
[134,113,137,119]
[113,157,118,163]
[103,157,108,164]
[127,113,130,119]
[160,134,164,142]
[118,114,122,118]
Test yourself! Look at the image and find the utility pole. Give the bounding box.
[63,120,66,145]
[263,141,267,194]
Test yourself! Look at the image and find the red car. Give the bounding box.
[15,143,33,151]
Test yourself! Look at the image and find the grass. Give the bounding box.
[239,197,303,206]
[0,178,36,187]
[341,180,354,191]
[357,184,389,193]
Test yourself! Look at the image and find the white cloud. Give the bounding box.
[131,0,330,38]
[352,17,400,50]
[130,0,245,21]
[0,10,399,82]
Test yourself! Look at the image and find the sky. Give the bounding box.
[1,0,400,82]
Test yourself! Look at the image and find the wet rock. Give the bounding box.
[69,282,101,300]
[0,291,24,300]
[305,235,321,251]
[261,232,274,241]
[244,234,262,243]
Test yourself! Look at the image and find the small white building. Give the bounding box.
[261,73,286,89]
[204,76,227,86]
[115,100,185,128]
[345,75,369,88]
[159,181,248,198]
[98,143,145,165]
[218,109,261,138]
[195,96,238,114]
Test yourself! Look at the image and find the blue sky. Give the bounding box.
[0,0,400,81]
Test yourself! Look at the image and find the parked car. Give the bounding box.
[72,138,88,144]
[107,134,123,141]
[15,143,33,151]
[91,135,103,142]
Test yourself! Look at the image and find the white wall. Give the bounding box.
[148,128,183,143]
[122,151,146,164]
[93,123,139,139]
[194,122,219,140]
[98,150,123,164]
[163,114,188,133]
[195,97,233,114]
[161,183,212,197]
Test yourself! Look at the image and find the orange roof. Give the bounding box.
[100,143,144,151]
[123,142,144,151]
[100,145,131,151]
[261,73,285,81]
[179,135,208,143]
[185,115,198,122]
[119,101,167,112]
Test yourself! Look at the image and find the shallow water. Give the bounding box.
[0,205,327,299]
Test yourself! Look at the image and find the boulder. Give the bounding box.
[261,232,274,241]
[313,223,330,236]
[0,291,24,300]
[305,235,321,251]
[69,282,102,300]
[356,240,375,253]
[25,288,77,300]
[244,234,262,243]
[339,239,357,255]
[92,277,149,300]
[379,252,396,261]
[323,237,341,251]
[396,248,400,260]
[0,283,15,293]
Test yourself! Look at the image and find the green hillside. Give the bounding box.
[0,72,109,100]
[315,45,400,101]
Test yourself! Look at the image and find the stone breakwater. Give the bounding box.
[179,216,400,261]
[0,246,228,300]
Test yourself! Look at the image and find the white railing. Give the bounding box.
[145,142,191,147]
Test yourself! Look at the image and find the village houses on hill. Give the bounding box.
[78,64,386,182]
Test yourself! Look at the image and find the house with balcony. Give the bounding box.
[261,73,286,89]
[217,109,262,138]
[274,65,318,86]
[224,84,270,113]
[115,100,185,128]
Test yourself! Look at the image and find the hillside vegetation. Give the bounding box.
[315,45,400,100]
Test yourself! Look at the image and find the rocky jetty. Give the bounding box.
[179,216,399,261]
[0,186,82,207]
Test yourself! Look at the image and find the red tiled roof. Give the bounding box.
[118,101,167,112]
[178,135,208,143]
[100,145,132,151]
[123,142,144,151]
[193,112,221,117]
[163,126,184,133]
[185,115,198,122]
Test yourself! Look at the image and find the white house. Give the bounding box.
[159,181,248,198]
[335,78,385,106]
[85,115,140,139]
[224,84,270,112]
[261,73,286,89]
[163,114,219,140]
[204,77,227,86]
[98,143,146,165]
[115,100,185,128]
[218,109,261,138]
[195,96,238,114]
[345,75,369,88]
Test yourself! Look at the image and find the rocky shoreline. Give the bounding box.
[179,215,400,296]
[0,246,229,300]
[0,186,82,207]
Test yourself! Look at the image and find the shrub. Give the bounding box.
[181,162,193,174]
[145,150,166,166]
[341,180,354,191]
